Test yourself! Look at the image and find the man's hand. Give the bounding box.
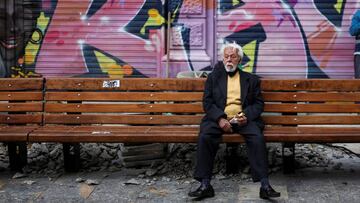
[236,115,247,126]
[229,113,247,126]
[218,118,233,133]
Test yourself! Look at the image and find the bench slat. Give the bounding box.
[0,115,42,124]
[45,92,203,101]
[265,103,360,113]
[30,126,360,134]
[0,103,43,112]
[28,132,360,143]
[263,92,360,102]
[0,126,38,142]
[44,115,360,125]
[45,103,360,113]
[263,115,360,125]
[261,79,360,91]
[0,78,43,90]
[44,103,203,113]
[31,126,198,133]
[28,125,360,143]
[265,126,360,134]
[45,79,360,92]
[44,114,203,124]
[0,92,43,101]
[45,78,205,91]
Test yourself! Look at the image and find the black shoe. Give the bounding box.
[260,186,281,199]
[188,185,215,200]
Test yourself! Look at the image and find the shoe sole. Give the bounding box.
[192,194,215,201]
[260,194,281,199]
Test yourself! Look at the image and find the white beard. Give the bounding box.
[224,62,237,72]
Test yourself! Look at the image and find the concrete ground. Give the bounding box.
[0,153,358,203]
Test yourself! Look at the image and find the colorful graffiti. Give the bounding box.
[0,0,42,77]
[0,0,358,78]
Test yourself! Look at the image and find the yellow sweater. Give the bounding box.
[224,71,242,118]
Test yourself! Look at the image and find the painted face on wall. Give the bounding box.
[223,47,241,72]
[0,0,39,77]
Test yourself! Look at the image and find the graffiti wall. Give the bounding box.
[0,0,358,78]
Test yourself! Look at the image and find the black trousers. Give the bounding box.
[194,121,268,182]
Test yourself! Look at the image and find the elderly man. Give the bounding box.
[188,42,280,200]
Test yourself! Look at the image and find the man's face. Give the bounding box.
[223,47,241,72]
[0,0,36,63]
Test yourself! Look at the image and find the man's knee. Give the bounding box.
[198,132,222,147]
[198,133,213,144]
[246,133,265,145]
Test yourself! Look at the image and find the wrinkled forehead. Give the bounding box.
[223,47,239,56]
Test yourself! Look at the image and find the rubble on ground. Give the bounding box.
[0,142,357,179]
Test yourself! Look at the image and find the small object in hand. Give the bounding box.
[237,112,245,117]
[229,117,238,124]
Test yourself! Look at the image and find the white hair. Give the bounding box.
[220,42,244,59]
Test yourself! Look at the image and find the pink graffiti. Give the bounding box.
[36,0,159,77]
[218,0,356,78]
[218,0,308,78]
[293,0,355,78]
[35,0,358,78]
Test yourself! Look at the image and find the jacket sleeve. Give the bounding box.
[243,77,264,121]
[203,73,227,122]
[350,10,360,36]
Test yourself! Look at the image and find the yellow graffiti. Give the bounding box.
[232,0,240,6]
[94,51,133,78]
[140,9,165,35]
[25,12,50,65]
[242,40,256,73]
[171,5,180,22]
[334,0,344,14]
[10,64,41,78]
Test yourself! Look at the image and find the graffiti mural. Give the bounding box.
[0,0,358,78]
[0,0,42,77]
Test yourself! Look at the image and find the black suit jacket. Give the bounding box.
[200,62,264,135]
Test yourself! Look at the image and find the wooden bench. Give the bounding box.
[25,78,360,172]
[1,78,359,172]
[0,78,44,171]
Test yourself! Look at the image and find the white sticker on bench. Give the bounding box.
[102,80,120,88]
[91,131,111,134]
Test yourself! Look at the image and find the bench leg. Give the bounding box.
[282,142,295,174]
[8,142,27,172]
[63,143,80,172]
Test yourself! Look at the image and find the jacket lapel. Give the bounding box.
[216,63,227,100]
[240,70,249,105]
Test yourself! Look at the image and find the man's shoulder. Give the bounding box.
[240,70,261,81]
[212,62,224,71]
[208,62,224,76]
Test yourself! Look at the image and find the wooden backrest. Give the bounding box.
[261,79,360,126]
[44,78,205,125]
[43,78,360,127]
[0,78,44,125]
